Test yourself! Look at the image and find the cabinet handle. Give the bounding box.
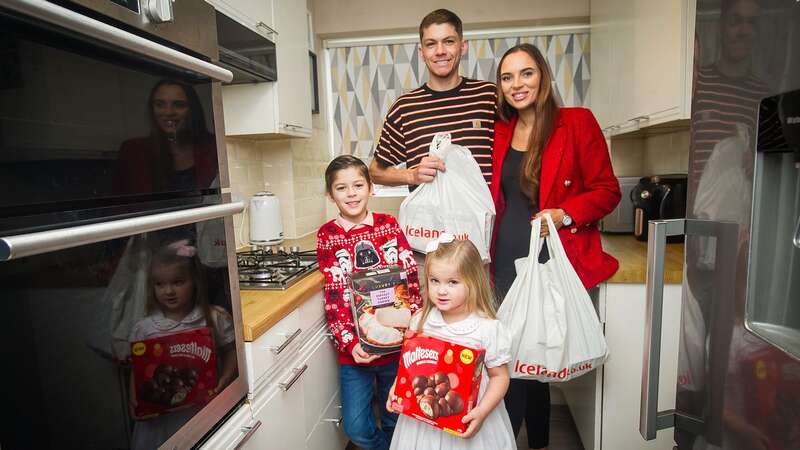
[278,364,308,392]
[234,420,262,450]
[282,123,307,131]
[255,21,278,36]
[0,202,243,261]
[630,115,650,122]
[322,417,343,428]
[269,328,302,355]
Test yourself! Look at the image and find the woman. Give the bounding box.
[490,43,621,450]
[115,79,218,194]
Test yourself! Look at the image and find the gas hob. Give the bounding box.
[237,246,318,290]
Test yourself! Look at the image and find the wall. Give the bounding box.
[609,129,690,178]
[312,0,589,37]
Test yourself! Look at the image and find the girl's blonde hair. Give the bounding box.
[416,239,496,332]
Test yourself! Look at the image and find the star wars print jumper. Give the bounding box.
[317,212,422,366]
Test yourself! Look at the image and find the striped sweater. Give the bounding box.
[374,78,497,185]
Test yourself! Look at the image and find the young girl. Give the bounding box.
[128,239,237,450]
[386,236,516,450]
[317,155,422,450]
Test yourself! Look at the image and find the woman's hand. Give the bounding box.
[351,343,380,364]
[533,208,566,236]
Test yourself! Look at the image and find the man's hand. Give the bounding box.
[406,154,445,185]
[351,343,380,364]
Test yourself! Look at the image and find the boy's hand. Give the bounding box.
[351,343,380,364]
[459,405,488,439]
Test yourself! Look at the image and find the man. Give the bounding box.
[690,0,768,193]
[369,9,496,188]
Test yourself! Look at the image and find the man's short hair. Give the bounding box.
[419,9,463,41]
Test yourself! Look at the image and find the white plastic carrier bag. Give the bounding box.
[398,133,496,262]
[497,215,608,382]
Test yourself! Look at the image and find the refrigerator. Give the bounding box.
[640,1,800,450]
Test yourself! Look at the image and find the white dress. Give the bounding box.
[128,306,235,450]
[390,309,517,450]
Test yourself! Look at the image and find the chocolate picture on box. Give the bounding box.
[390,332,486,435]
[350,265,412,354]
[130,327,217,419]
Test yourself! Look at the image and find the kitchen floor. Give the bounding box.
[345,405,584,450]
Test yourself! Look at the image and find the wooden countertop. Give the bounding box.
[239,271,324,341]
[601,234,684,284]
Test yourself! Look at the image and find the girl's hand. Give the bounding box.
[385,379,398,413]
[460,405,488,439]
[351,343,380,364]
[533,208,566,236]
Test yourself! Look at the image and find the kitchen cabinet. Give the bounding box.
[590,0,695,135]
[221,0,313,138]
[241,290,346,450]
[206,0,275,37]
[561,282,682,450]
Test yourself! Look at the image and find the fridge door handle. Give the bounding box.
[640,218,686,440]
[640,218,738,440]
[793,214,800,249]
[0,202,244,261]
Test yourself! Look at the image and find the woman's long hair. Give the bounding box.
[496,44,561,205]
[147,80,212,189]
[416,239,497,332]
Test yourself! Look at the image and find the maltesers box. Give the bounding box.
[130,327,218,419]
[350,265,412,354]
[389,332,485,435]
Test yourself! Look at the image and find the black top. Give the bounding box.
[494,147,549,301]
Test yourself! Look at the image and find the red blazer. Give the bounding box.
[490,107,621,288]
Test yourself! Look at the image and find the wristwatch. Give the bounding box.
[561,212,573,227]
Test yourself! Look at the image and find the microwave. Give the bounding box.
[0,1,248,449]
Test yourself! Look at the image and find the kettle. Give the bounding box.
[249,191,283,245]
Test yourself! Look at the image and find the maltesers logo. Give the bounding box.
[403,347,439,368]
[169,341,212,363]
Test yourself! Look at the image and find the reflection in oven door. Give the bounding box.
[0,217,245,450]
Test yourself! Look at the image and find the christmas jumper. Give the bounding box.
[316,212,422,366]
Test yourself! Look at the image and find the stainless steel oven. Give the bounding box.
[0,1,247,449]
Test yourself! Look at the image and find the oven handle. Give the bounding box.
[0,202,244,261]
[3,0,233,83]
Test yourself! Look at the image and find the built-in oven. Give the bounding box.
[0,1,247,449]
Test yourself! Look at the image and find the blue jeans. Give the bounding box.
[339,362,398,450]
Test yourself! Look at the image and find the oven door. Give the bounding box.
[0,199,247,450]
[0,0,232,235]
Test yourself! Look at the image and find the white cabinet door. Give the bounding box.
[273,0,313,135]
[245,309,302,393]
[601,283,682,450]
[630,0,690,125]
[220,0,312,137]
[301,329,340,437]
[590,0,694,135]
[206,0,275,36]
[246,369,308,450]
[588,0,614,131]
[307,391,347,450]
[197,402,254,450]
